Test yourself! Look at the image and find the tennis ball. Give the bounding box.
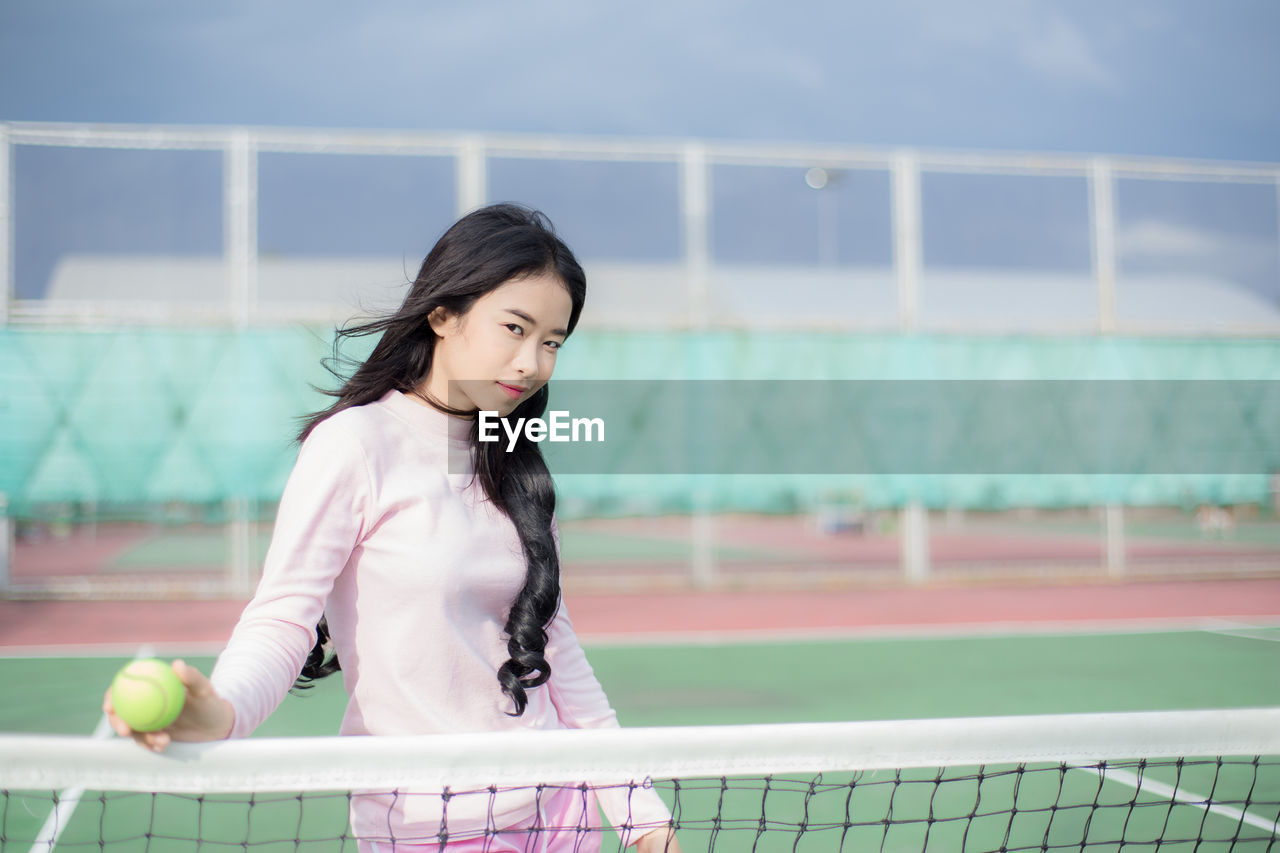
[110,658,186,733]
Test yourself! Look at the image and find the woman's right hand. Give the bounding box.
[102,659,236,753]
[633,827,682,852]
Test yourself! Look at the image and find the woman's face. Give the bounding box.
[423,270,574,416]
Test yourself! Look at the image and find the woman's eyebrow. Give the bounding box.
[504,308,567,337]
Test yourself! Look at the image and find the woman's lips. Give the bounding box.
[497,382,526,400]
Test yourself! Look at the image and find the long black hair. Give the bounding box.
[292,203,586,716]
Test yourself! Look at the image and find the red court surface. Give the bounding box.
[2,578,1278,651]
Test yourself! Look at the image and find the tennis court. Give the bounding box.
[3,590,1279,851]
[4,69,1280,853]
[12,509,1280,599]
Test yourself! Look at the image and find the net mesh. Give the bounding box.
[3,710,1279,852]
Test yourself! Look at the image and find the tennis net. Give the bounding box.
[2,708,1278,851]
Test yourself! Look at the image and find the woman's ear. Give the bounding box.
[426,305,456,337]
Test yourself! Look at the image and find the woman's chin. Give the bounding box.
[482,398,520,418]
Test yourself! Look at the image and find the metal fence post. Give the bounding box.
[902,499,931,585]
[225,130,258,328]
[0,494,11,596]
[0,124,11,327]
[1105,503,1126,578]
[680,141,711,330]
[680,142,716,587]
[893,153,927,582]
[892,152,922,333]
[1089,157,1117,335]
[228,497,254,598]
[456,137,487,217]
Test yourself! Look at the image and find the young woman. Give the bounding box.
[104,204,681,852]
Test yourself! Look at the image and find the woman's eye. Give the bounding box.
[545,340,562,351]
[505,323,524,335]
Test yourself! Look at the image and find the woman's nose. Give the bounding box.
[512,341,541,377]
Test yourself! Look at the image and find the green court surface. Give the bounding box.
[3,629,1279,851]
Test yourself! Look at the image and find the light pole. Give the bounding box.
[806,167,841,266]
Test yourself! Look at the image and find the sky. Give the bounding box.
[1,0,1279,162]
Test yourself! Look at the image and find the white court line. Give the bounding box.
[1199,618,1280,643]
[578,615,1280,648]
[0,642,225,659]
[26,645,154,853]
[4,617,1280,656]
[1074,765,1280,838]
[6,620,1270,653]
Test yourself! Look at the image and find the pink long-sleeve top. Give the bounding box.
[209,388,671,844]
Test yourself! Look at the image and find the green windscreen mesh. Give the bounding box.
[2,328,1278,519]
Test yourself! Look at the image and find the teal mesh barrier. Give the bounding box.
[2,328,1278,519]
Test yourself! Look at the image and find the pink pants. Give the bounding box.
[357,786,604,853]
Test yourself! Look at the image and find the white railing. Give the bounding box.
[3,121,1279,334]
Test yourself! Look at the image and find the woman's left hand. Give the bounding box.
[632,826,682,852]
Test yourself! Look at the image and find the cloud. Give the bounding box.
[1120,220,1229,259]
[1015,12,1115,88]
[906,0,1117,90]
[1119,218,1279,297]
